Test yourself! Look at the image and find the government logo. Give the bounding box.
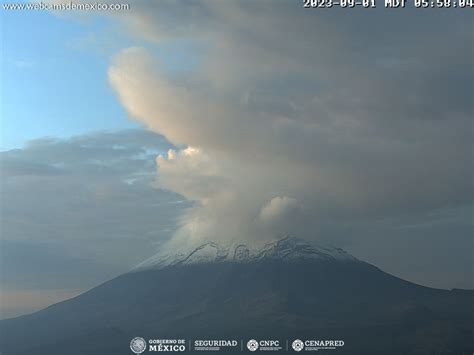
[130,337,147,354]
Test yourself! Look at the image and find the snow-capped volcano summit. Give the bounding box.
[134,236,357,270]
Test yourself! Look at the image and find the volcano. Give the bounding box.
[0,237,472,354]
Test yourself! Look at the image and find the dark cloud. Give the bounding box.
[0,130,191,318]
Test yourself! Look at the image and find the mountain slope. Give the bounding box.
[1,237,472,355]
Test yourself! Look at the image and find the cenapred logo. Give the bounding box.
[293,339,344,352]
[292,339,304,352]
[247,339,259,351]
[130,337,147,354]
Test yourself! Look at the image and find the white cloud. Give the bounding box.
[259,196,302,224]
[155,146,226,203]
[259,196,304,236]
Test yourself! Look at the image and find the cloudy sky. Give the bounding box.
[1,1,472,319]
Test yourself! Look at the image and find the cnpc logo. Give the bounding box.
[246,339,281,351]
